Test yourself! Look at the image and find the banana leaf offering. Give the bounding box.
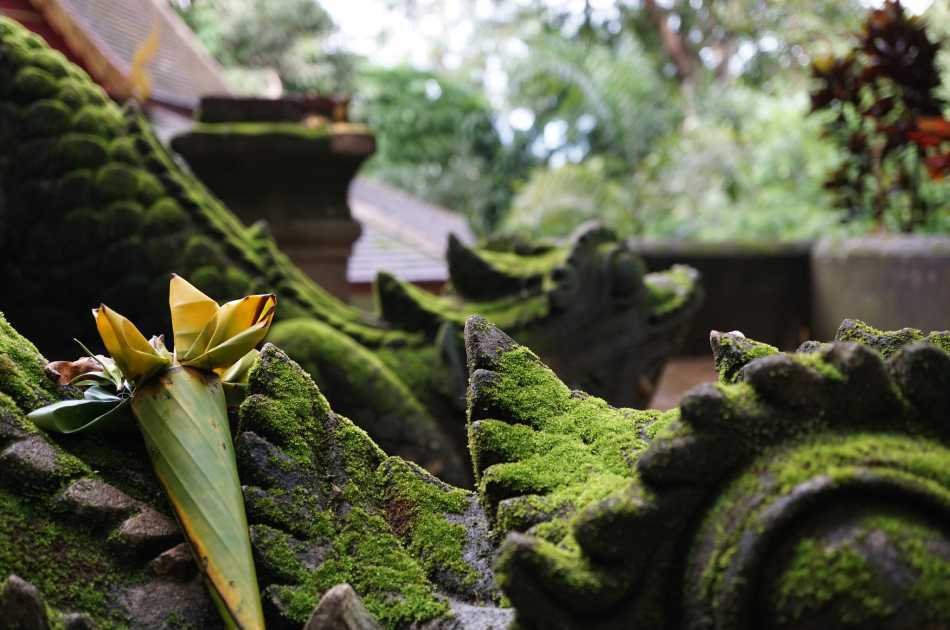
[29,275,275,629]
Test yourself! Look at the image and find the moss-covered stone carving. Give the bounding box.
[0,310,509,628]
[2,301,948,628]
[464,316,950,629]
[0,17,700,486]
[375,226,701,408]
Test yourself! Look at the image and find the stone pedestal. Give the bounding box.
[272,219,363,299]
[170,96,375,301]
[811,235,950,339]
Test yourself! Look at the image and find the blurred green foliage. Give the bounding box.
[352,67,528,235]
[172,0,357,94]
[507,34,679,176]
[507,86,848,241]
[172,0,948,241]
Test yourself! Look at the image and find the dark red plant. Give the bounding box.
[908,117,950,180]
[810,0,947,232]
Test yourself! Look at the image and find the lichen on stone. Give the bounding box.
[235,343,504,627]
[462,315,950,629]
[836,318,950,357]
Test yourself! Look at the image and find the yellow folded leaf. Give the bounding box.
[169,274,219,357]
[183,320,272,372]
[219,349,260,383]
[94,305,171,383]
[207,294,276,350]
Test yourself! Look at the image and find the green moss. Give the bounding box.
[772,434,950,495]
[108,137,139,164]
[56,79,88,110]
[778,538,892,623]
[237,346,477,627]
[239,346,336,466]
[77,83,108,107]
[61,206,105,248]
[494,530,630,607]
[183,235,226,270]
[0,44,31,80]
[712,333,778,383]
[474,246,567,278]
[29,49,69,78]
[269,509,449,627]
[699,433,950,615]
[244,486,333,540]
[268,319,448,468]
[835,319,927,359]
[471,344,658,538]
[376,272,551,333]
[72,106,124,138]
[252,524,307,583]
[189,121,336,140]
[11,68,58,102]
[143,198,188,234]
[0,487,140,628]
[95,163,142,202]
[373,343,449,401]
[101,201,145,238]
[20,32,46,50]
[792,350,845,381]
[0,312,61,415]
[644,265,700,318]
[862,516,950,621]
[924,331,950,354]
[23,99,71,137]
[136,171,163,203]
[54,169,94,208]
[54,134,109,170]
[384,458,475,587]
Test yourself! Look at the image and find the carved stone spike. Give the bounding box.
[0,575,50,630]
[113,507,182,556]
[304,584,382,630]
[57,478,140,527]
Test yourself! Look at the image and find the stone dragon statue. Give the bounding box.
[0,17,701,486]
[1,310,948,629]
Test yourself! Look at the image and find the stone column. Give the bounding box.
[170,96,375,301]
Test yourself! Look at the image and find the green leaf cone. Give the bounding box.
[132,366,264,629]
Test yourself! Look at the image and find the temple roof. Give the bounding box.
[16,0,230,108]
[348,178,476,286]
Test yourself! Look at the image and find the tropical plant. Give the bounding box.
[810,0,949,233]
[629,85,847,240]
[506,85,845,241]
[621,0,866,88]
[28,275,275,630]
[503,157,635,238]
[508,33,679,174]
[353,66,517,233]
[171,0,356,94]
